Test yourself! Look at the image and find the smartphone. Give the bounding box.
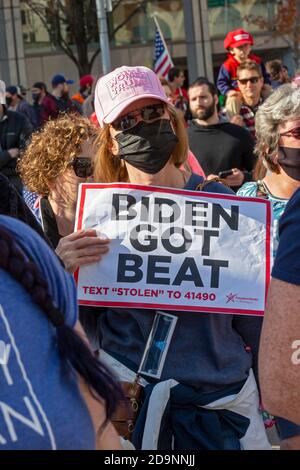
[218,169,234,179]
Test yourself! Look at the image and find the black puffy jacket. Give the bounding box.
[0,173,48,242]
[0,108,33,180]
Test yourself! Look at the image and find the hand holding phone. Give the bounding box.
[218,169,234,179]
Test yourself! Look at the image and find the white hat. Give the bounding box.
[0,80,6,105]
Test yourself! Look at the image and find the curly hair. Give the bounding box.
[18,114,98,196]
[255,84,300,172]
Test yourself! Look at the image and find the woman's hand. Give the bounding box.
[56,229,110,273]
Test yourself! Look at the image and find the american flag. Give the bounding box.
[23,189,39,210]
[153,27,174,78]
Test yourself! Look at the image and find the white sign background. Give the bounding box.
[75,183,272,316]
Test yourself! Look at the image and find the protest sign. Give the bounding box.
[74,183,272,316]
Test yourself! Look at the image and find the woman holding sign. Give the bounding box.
[54,67,269,449]
[59,66,270,450]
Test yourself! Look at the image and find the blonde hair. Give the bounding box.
[94,104,188,183]
[19,114,97,196]
[237,60,262,78]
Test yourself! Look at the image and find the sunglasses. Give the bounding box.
[238,77,260,85]
[112,103,166,131]
[280,127,300,140]
[69,157,93,178]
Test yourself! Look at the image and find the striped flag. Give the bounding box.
[153,27,174,78]
[23,189,39,210]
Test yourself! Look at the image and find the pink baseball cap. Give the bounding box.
[94,66,169,127]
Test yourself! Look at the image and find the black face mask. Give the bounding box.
[115,119,179,174]
[6,97,12,106]
[32,92,41,102]
[278,146,300,181]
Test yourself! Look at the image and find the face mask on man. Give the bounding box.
[277,146,300,181]
[6,96,13,107]
[115,119,179,174]
[32,92,41,103]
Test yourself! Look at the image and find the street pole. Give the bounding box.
[96,0,111,75]
[183,0,213,82]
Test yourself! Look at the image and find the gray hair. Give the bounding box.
[255,84,300,172]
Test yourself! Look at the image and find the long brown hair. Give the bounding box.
[93,104,188,183]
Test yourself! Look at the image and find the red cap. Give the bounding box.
[224,29,254,50]
[79,74,94,88]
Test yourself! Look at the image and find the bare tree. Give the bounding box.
[22,0,149,78]
[23,0,99,77]
[244,0,300,69]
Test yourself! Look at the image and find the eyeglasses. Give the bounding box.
[69,157,93,178]
[280,127,300,140]
[238,77,260,85]
[112,103,166,131]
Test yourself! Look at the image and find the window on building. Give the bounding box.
[21,1,54,51]
[108,0,185,46]
[208,0,278,38]
[20,0,185,53]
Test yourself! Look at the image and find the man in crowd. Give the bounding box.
[267,59,285,90]
[167,67,189,115]
[42,74,77,122]
[0,80,32,192]
[227,60,265,139]
[6,85,38,129]
[31,81,48,128]
[187,77,255,190]
[72,74,94,111]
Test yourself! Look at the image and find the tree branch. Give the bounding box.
[89,46,101,70]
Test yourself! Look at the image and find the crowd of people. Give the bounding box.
[1,27,300,451]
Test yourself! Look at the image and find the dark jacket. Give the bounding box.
[0,173,48,242]
[41,93,78,124]
[17,99,39,129]
[0,109,33,185]
[187,120,256,190]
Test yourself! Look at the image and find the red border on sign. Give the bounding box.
[74,183,271,316]
[78,299,264,316]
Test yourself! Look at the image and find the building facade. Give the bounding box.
[0,0,295,92]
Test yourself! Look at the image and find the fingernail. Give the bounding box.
[97,231,109,240]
